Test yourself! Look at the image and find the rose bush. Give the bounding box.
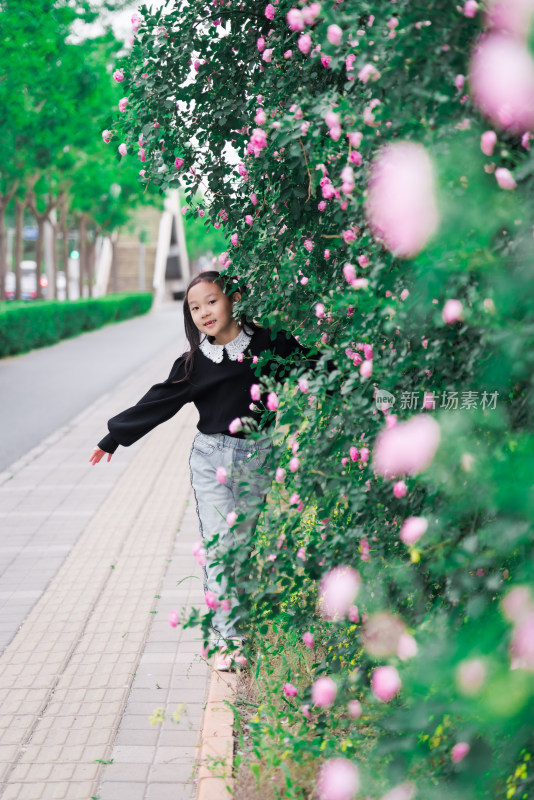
[111,0,534,796]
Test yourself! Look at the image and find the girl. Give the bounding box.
[90,271,305,670]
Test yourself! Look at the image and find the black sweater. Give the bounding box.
[98,327,304,454]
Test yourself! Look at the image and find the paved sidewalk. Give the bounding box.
[0,330,212,799]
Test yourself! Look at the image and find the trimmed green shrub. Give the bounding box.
[0,293,153,358]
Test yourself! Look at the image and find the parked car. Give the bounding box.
[4,262,48,300]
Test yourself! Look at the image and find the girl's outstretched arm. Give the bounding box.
[89,447,113,465]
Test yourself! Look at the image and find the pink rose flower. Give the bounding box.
[371,666,401,702]
[262,48,273,62]
[315,303,325,318]
[442,299,463,323]
[393,480,407,498]
[327,24,343,44]
[312,676,337,707]
[169,610,179,627]
[267,392,279,411]
[284,49,293,58]
[358,64,381,83]
[348,604,359,622]
[229,417,242,434]
[298,378,309,393]
[359,447,369,464]
[451,742,470,763]
[303,631,315,648]
[205,591,220,610]
[495,167,517,190]
[343,263,356,284]
[265,3,275,19]
[283,682,298,697]
[216,466,227,484]
[400,516,428,545]
[298,33,312,54]
[360,360,373,378]
[289,457,300,472]
[275,467,286,483]
[317,758,360,800]
[113,69,124,82]
[373,415,441,478]
[192,541,207,566]
[348,699,362,719]
[397,633,418,660]
[221,598,231,611]
[226,511,237,527]
[250,384,261,401]
[463,0,478,17]
[118,143,127,156]
[119,97,128,112]
[366,142,439,259]
[470,33,534,133]
[319,566,361,620]
[102,129,112,143]
[286,8,305,31]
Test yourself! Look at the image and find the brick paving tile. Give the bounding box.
[0,333,215,800]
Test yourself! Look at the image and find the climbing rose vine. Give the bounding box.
[108,0,534,797]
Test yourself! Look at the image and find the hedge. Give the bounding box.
[0,293,153,358]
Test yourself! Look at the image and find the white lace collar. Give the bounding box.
[199,326,253,364]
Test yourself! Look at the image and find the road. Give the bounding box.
[0,302,186,472]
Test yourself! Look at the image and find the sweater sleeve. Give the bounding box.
[97,356,191,453]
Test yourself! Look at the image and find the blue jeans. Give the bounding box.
[189,431,272,644]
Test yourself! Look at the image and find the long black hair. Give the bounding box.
[180,270,262,382]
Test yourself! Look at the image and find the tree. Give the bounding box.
[111,1,534,797]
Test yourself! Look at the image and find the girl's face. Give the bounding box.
[187,281,241,344]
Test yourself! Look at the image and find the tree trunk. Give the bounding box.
[110,231,118,294]
[35,217,44,300]
[79,213,88,298]
[59,196,70,301]
[51,220,59,300]
[0,183,18,302]
[14,199,24,301]
[87,238,95,298]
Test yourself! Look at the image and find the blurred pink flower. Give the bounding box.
[118,143,127,156]
[319,566,361,620]
[313,676,337,707]
[119,97,128,112]
[510,610,534,669]
[283,682,298,697]
[349,446,359,462]
[373,415,441,478]
[284,49,293,58]
[359,447,369,463]
[502,586,532,622]
[470,33,534,133]
[371,666,401,702]
[343,263,356,284]
[205,591,219,610]
[192,540,207,566]
[481,130,497,155]
[464,0,478,17]
[298,33,312,53]
[169,610,178,627]
[442,299,463,323]
[228,418,242,434]
[298,378,309,393]
[317,758,360,800]
[174,157,184,169]
[366,142,439,259]
[287,8,305,31]
[380,784,416,800]
[400,516,428,545]
[226,511,237,527]
[358,64,381,83]
[397,633,418,660]
[102,129,112,143]
[303,631,315,648]
[393,480,407,498]
[289,457,300,472]
[301,703,312,720]
[451,742,470,763]
[348,699,362,719]
[486,0,534,37]
[220,598,231,612]
[262,48,273,62]
[457,658,487,694]
[265,3,275,20]
[216,466,227,484]
[327,24,343,44]
[250,384,261,401]
[267,392,279,411]
[113,69,124,82]
[348,604,359,622]
[360,360,373,378]
[495,167,517,190]
[275,467,286,483]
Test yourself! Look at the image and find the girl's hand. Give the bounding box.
[90,447,112,465]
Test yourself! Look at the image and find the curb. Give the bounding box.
[196,668,238,800]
